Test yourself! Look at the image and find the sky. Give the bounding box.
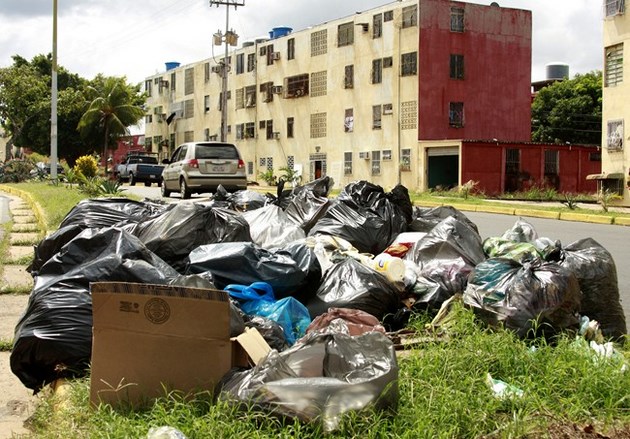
[0,0,603,85]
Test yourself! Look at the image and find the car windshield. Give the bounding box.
[196,145,238,160]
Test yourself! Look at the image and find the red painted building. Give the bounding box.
[110,135,146,167]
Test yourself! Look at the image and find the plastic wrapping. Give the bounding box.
[501,218,538,243]
[463,258,581,338]
[214,185,267,212]
[305,307,386,336]
[410,205,479,234]
[560,238,627,339]
[218,330,398,432]
[405,217,485,309]
[244,315,289,351]
[130,203,251,272]
[11,227,179,392]
[305,258,402,320]
[308,181,411,254]
[241,205,306,249]
[483,237,542,262]
[186,241,322,301]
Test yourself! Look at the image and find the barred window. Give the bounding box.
[344,152,353,175]
[449,102,464,128]
[605,44,623,87]
[402,5,418,28]
[401,149,411,172]
[401,52,417,76]
[371,151,381,175]
[451,7,465,32]
[372,59,383,84]
[373,13,382,39]
[450,54,464,80]
[184,68,194,95]
[338,22,354,47]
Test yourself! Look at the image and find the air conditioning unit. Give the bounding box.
[359,152,370,160]
[271,85,283,94]
[211,65,222,74]
[271,51,281,60]
[273,131,280,139]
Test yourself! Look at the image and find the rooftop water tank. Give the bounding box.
[269,26,293,39]
[546,63,569,80]
[242,41,255,48]
[165,62,180,71]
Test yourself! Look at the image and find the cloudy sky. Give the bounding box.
[0,0,603,84]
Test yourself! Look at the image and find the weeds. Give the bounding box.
[0,339,12,351]
[562,192,579,210]
[458,180,479,200]
[597,189,623,213]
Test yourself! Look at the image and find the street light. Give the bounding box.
[209,0,244,142]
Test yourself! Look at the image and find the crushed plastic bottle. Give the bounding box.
[147,426,187,439]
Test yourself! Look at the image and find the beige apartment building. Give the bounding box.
[602,0,630,205]
[144,0,532,192]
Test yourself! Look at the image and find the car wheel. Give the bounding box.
[180,178,191,199]
[161,179,171,197]
[144,181,151,187]
[129,173,136,186]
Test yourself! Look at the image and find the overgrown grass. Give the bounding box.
[27,305,630,439]
[0,338,13,351]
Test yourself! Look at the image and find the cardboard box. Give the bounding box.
[90,282,232,408]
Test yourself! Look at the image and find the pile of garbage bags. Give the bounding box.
[10,178,628,429]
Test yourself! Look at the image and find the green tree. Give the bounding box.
[531,71,602,145]
[78,75,146,175]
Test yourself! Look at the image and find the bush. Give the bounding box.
[74,155,98,179]
[0,159,36,183]
[258,168,276,186]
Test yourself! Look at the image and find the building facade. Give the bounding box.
[145,0,533,191]
[602,0,630,205]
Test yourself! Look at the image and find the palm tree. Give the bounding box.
[78,76,145,175]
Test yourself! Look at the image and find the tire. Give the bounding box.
[180,178,191,199]
[117,174,124,184]
[144,181,151,187]
[161,179,171,197]
[129,173,136,186]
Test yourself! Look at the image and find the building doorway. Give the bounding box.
[427,147,459,190]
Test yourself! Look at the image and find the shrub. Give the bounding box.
[74,155,98,179]
[0,159,36,183]
[258,168,276,186]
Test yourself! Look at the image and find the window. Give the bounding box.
[184,131,194,142]
[184,68,194,95]
[245,85,256,107]
[267,157,274,171]
[450,54,464,79]
[372,59,383,84]
[344,152,353,175]
[371,151,381,175]
[373,13,382,38]
[605,0,625,17]
[383,103,393,115]
[236,124,244,140]
[607,119,624,150]
[184,99,194,119]
[245,122,255,139]
[247,161,254,175]
[236,54,244,74]
[145,80,152,97]
[310,71,327,97]
[605,44,623,87]
[285,73,309,98]
[402,5,418,28]
[287,156,295,170]
[344,65,354,89]
[247,53,256,72]
[145,137,152,150]
[449,102,464,127]
[382,150,392,161]
[204,95,210,113]
[505,148,520,175]
[401,52,417,76]
[372,105,382,130]
[266,44,274,66]
[544,150,559,175]
[287,117,294,138]
[344,108,354,132]
[145,115,153,124]
[261,81,273,103]
[310,112,327,138]
[204,129,210,141]
[311,29,328,56]
[259,46,267,56]
[235,88,244,110]
[589,152,602,161]
[171,72,176,91]
[451,7,465,32]
[384,10,393,21]
[401,149,411,171]
[383,57,393,68]
[204,63,210,82]
[338,22,354,47]
[287,38,295,60]
[266,120,274,140]
[259,157,266,166]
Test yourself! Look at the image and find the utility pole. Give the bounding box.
[51,0,58,181]
[209,0,244,142]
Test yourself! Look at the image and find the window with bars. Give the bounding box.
[204,95,210,113]
[204,63,210,82]
[310,112,327,138]
[311,29,328,56]
[171,72,176,91]
[245,85,256,107]
[184,68,194,95]
[287,117,294,138]
[607,119,624,150]
[266,157,274,171]
[236,54,244,74]
[287,38,295,60]
[236,124,244,140]
[384,10,393,21]
[260,81,274,103]
[184,99,194,119]
[344,108,354,133]
[605,0,625,17]
[449,102,464,127]
[247,53,255,72]
[372,105,382,130]
[344,65,354,89]
[338,22,354,47]
[450,54,464,79]
[266,44,275,66]
[544,150,559,175]
[373,13,382,38]
[605,44,623,87]
[402,5,418,28]
[401,52,417,76]
[383,57,393,68]
[371,151,381,175]
[310,71,327,97]
[285,74,309,98]
[505,148,520,175]
[287,155,295,170]
[401,149,411,171]
[235,88,244,109]
[145,80,152,97]
[245,122,255,139]
[382,150,392,161]
[247,161,254,175]
[451,7,465,32]
[372,59,383,84]
[344,152,353,175]
[266,120,274,140]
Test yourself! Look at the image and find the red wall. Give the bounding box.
[461,142,600,195]
[110,135,146,166]
[418,1,532,141]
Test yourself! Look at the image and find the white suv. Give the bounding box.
[161,142,247,199]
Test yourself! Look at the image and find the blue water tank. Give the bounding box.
[270,26,293,39]
[165,62,180,71]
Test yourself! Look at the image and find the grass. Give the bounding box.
[26,305,630,438]
[0,338,13,351]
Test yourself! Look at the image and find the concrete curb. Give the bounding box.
[0,185,48,235]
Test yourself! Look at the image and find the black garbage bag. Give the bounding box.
[218,330,398,432]
[244,315,289,351]
[305,258,402,320]
[214,185,267,211]
[31,198,171,275]
[559,238,627,339]
[284,177,332,233]
[308,181,411,254]
[130,203,251,272]
[405,217,485,310]
[463,258,581,339]
[409,205,479,233]
[11,227,179,392]
[186,241,322,301]
[241,205,306,249]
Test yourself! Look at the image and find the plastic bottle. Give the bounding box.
[371,253,406,283]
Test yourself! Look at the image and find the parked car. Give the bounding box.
[30,162,64,179]
[161,142,247,199]
[116,153,164,187]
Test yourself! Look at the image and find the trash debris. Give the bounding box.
[305,307,386,336]
[485,373,524,400]
[147,426,187,439]
[241,204,305,249]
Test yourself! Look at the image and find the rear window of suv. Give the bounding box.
[195,144,239,160]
